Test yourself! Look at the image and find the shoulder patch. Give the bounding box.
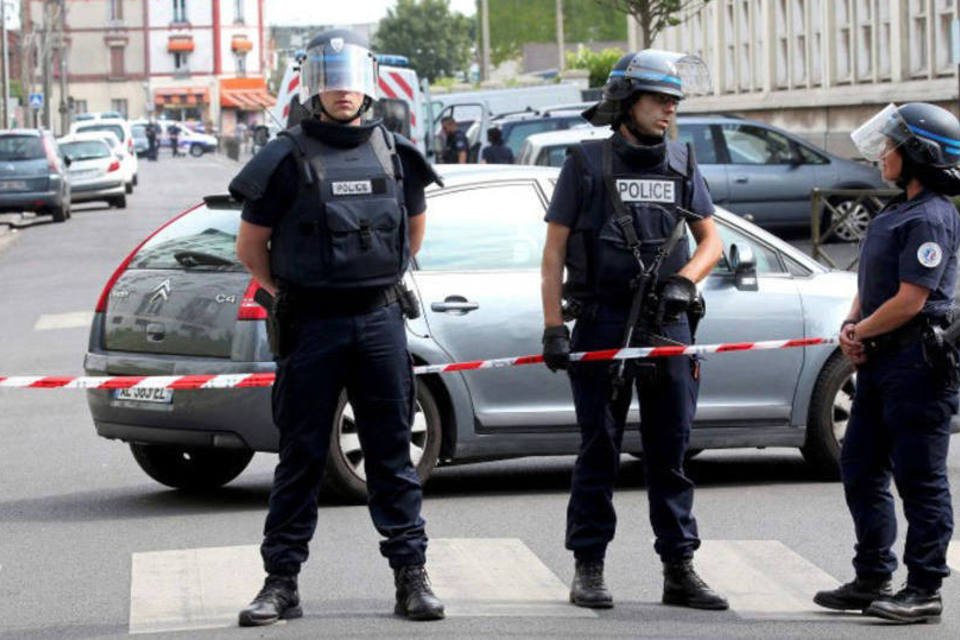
[917,242,943,268]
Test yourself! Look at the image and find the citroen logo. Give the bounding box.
[149,279,171,304]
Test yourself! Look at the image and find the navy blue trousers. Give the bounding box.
[261,302,427,575]
[841,341,955,589]
[566,304,701,562]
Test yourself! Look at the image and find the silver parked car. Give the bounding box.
[84,165,860,502]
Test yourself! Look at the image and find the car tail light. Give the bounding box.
[41,136,59,172]
[127,137,134,153]
[237,279,268,320]
[94,203,204,313]
[107,160,121,172]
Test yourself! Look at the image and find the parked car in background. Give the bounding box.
[0,128,71,222]
[85,165,867,502]
[167,124,218,157]
[57,133,126,208]
[69,117,138,193]
[130,123,150,158]
[516,115,887,239]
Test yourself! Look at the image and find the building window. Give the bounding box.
[74,99,88,114]
[111,99,128,118]
[109,0,123,21]
[234,0,245,23]
[174,52,190,73]
[172,0,187,23]
[110,46,125,78]
[235,53,247,76]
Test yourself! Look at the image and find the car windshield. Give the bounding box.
[61,140,110,160]
[76,123,126,142]
[0,135,44,161]
[130,207,246,271]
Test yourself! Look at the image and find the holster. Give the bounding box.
[254,288,298,359]
[396,281,421,320]
[923,324,960,388]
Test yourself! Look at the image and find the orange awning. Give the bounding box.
[231,36,253,53]
[167,36,195,53]
[219,77,276,110]
[155,87,210,106]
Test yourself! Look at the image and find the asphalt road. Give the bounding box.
[0,154,956,639]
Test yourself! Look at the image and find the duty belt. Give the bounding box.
[285,285,400,318]
[863,316,947,356]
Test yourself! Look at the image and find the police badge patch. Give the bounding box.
[917,242,943,268]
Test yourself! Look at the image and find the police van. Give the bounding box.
[268,54,429,156]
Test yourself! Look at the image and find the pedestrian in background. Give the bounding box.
[539,49,726,611]
[230,29,445,626]
[480,127,514,164]
[814,102,960,624]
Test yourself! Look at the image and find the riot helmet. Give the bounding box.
[299,29,378,120]
[851,102,960,168]
[583,49,711,127]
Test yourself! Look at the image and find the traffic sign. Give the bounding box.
[28,92,43,109]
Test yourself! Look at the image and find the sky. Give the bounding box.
[266,0,477,27]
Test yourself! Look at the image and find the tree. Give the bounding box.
[373,0,474,82]
[593,0,711,49]
[566,46,624,87]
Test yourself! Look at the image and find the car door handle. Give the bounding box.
[431,297,479,313]
[734,176,749,184]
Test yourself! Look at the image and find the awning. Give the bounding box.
[167,36,195,53]
[220,77,276,110]
[231,36,253,53]
[154,87,210,107]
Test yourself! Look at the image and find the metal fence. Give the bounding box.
[809,187,900,270]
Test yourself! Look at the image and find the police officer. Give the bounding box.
[813,103,960,624]
[230,29,445,625]
[481,127,514,164]
[440,116,468,163]
[540,49,726,610]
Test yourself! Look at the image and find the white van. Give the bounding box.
[516,126,612,166]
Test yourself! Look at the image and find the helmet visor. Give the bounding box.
[299,42,378,103]
[669,52,712,97]
[850,103,909,162]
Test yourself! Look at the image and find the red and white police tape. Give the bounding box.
[0,336,838,390]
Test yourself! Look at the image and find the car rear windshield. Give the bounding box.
[0,135,44,160]
[76,123,126,142]
[130,206,246,272]
[61,140,110,160]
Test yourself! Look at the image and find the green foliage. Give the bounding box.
[373,0,475,82]
[485,0,627,66]
[592,0,711,46]
[566,46,625,87]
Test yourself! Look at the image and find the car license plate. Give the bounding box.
[72,170,98,180]
[0,180,27,190]
[113,387,173,404]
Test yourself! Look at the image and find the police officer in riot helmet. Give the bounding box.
[540,49,726,610]
[813,103,960,623]
[230,29,445,625]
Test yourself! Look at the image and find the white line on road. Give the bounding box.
[948,540,959,572]
[427,538,595,618]
[129,545,264,635]
[33,311,94,331]
[695,540,841,621]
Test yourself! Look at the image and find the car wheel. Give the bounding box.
[113,195,127,209]
[125,182,133,194]
[50,204,68,223]
[322,382,443,504]
[801,353,856,479]
[190,144,204,157]
[824,198,873,243]
[129,443,254,490]
[132,173,138,187]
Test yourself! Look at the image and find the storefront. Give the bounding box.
[219,77,275,136]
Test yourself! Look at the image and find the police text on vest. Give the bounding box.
[331,180,374,196]
[615,179,676,204]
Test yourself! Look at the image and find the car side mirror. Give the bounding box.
[729,243,758,291]
[63,155,72,167]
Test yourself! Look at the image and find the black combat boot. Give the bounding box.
[662,558,729,610]
[394,564,445,620]
[238,574,302,627]
[864,585,942,624]
[813,575,893,611]
[569,559,613,609]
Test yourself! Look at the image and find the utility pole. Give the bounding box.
[41,0,52,128]
[480,0,490,82]
[1,0,9,129]
[556,0,564,74]
[56,0,67,135]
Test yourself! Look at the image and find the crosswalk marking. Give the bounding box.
[948,540,960,572]
[695,540,840,620]
[427,538,595,618]
[129,545,263,635]
[33,311,93,331]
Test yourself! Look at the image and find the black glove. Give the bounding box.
[656,274,698,325]
[542,325,571,372]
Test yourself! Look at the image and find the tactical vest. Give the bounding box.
[564,138,693,302]
[269,125,408,289]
